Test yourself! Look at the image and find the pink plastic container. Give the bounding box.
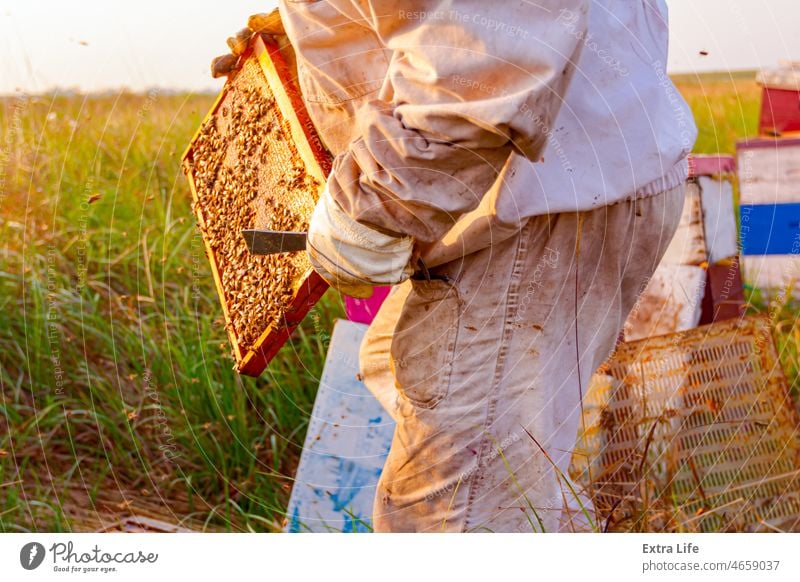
[344,286,391,325]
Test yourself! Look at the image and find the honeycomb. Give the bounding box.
[183,37,331,374]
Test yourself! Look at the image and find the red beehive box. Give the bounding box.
[757,63,800,136]
[182,35,331,376]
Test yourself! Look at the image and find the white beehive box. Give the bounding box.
[623,264,706,341]
[285,320,394,532]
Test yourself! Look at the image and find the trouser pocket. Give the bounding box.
[389,278,460,409]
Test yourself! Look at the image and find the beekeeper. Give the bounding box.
[214,0,697,532]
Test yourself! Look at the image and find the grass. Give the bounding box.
[672,70,762,155]
[1,71,797,532]
[0,91,344,532]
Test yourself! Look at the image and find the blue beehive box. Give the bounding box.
[737,137,800,295]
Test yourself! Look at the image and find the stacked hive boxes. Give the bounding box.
[736,62,800,296]
[737,138,800,295]
[566,156,800,532]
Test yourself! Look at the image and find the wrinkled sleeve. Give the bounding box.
[327,0,589,243]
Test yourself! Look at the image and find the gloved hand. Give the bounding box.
[210,10,286,78]
[307,184,415,299]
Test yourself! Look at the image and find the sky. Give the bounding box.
[1,0,799,95]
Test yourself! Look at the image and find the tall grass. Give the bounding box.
[0,92,343,532]
[672,71,762,155]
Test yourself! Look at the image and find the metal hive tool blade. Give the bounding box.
[242,229,307,256]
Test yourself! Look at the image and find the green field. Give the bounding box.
[671,70,762,155]
[0,73,796,532]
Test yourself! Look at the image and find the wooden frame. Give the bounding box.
[182,35,332,376]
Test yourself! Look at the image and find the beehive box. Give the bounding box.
[285,320,394,532]
[571,316,800,532]
[659,179,708,267]
[737,137,800,296]
[182,35,332,376]
[623,264,706,341]
[756,63,800,136]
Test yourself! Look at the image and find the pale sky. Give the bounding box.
[1,0,799,94]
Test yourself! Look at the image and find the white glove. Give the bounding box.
[307,184,415,298]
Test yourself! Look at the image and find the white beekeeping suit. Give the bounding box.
[279,0,696,532]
